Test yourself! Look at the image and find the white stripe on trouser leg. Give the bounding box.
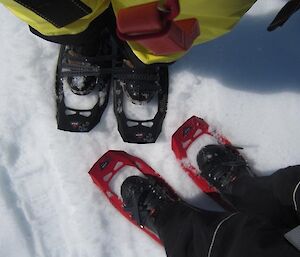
[207,213,237,257]
[293,180,300,212]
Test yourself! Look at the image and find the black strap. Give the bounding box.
[268,0,300,31]
[61,54,161,82]
[14,0,92,28]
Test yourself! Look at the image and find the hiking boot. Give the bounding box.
[121,175,179,234]
[197,144,254,195]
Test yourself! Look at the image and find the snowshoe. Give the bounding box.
[55,30,112,132]
[171,116,236,210]
[89,150,178,244]
[112,59,168,143]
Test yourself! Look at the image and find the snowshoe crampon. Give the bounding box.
[113,64,168,143]
[171,116,234,210]
[89,150,172,244]
[55,36,112,132]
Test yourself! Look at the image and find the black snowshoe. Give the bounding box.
[111,44,168,143]
[197,144,254,195]
[56,24,169,142]
[121,175,179,234]
[55,30,112,132]
[108,26,169,143]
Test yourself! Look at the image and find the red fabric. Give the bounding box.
[117,2,165,35]
[116,1,200,55]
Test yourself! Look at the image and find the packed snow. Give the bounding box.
[0,1,300,257]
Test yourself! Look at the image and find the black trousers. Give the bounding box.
[156,166,300,257]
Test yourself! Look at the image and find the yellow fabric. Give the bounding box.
[0,0,256,63]
[0,0,110,36]
[111,0,257,64]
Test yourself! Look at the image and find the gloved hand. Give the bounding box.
[267,0,300,31]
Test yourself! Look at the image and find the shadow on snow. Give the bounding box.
[172,13,300,94]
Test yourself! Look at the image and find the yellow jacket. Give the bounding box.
[0,0,256,64]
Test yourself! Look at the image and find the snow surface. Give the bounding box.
[0,1,300,257]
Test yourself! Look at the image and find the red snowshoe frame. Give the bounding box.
[89,150,165,244]
[171,116,233,209]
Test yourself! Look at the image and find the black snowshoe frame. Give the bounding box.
[55,29,169,142]
[56,45,111,132]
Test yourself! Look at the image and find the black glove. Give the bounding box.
[267,0,300,31]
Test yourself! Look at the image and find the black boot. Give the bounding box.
[197,144,254,195]
[121,175,179,235]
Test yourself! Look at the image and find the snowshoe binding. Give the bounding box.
[110,39,168,143]
[121,175,179,235]
[55,29,112,132]
[112,62,168,143]
[172,116,237,210]
[89,150,178,243]
[197,144,254,195]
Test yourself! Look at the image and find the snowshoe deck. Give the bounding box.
[171,116,234,210]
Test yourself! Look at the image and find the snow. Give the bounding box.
[0,1,300,257]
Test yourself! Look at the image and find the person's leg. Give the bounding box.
[230,165,300,227]
[28,4,147,67]
[157,205,299,257]
[196,144,300,227]
[272,166,300,217]
[121,175,299,257]
[121,175,231,257]
[155,202,231,257]
[29,6,115,56]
